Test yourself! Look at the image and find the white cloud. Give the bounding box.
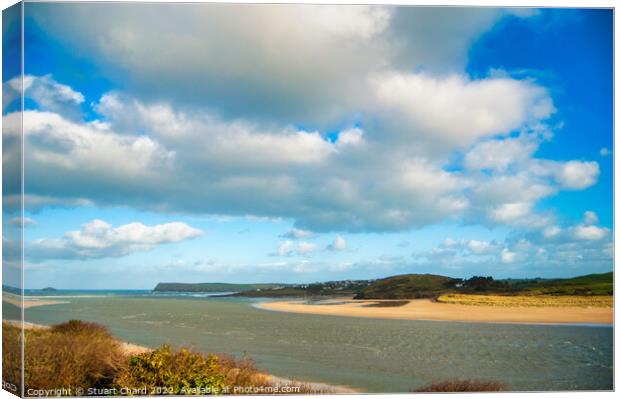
[5,110,175,179]
[275,240,294,256]
[3,74,84,116]
[600,147,611,157]
[467,240,496,254]
[464,135,539,171]
[281,228,315,239]
[583,211,599,226]
[372,73,554,151]
[28,5,534,125]
[554,160,600,190]
[573,225,607,241]
[490,202,533,224]
[297,242,318,254]
[335,127,365,147]
[327,236,347,251]
[272,240,318,256]
[542,225,561,238]
[8,76,601,233]
[500,248,517,263]
[28,219,203,259]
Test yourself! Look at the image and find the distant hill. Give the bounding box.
[156,272,613,298]
[153,282,286,292]
[522,272,613,295]
[230,280,374,298]
[354,274,460,299]
[354,272,613,299]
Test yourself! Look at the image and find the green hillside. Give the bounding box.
[522,272,613,295]
[353,274,460,299]
[153,282,285,292]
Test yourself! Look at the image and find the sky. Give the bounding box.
[1,4,613,289]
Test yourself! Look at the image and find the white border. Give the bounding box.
[0,2,616,399]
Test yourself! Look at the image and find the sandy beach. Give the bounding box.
[258,298,613,325]
[3,292,65,309]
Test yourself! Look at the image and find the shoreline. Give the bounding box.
[3,293,66,309]
[4,320,359,393]
[256,298,613,325]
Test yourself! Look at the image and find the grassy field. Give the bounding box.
[437,294,613,308]
[521,272,613,296]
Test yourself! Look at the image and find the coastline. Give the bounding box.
[3,292,65,309]
[4,320,359,393]
[256,298,614,325]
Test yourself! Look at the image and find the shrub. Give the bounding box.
[24,320,125,390]
[414,379,505,392]
[114,345,226,395]
[216,353,272,388]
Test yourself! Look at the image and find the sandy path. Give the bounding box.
[258,298,613,325]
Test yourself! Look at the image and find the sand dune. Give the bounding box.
[258,298,613,325]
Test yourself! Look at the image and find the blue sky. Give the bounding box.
[2,5,613,289]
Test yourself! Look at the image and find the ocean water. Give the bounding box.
[16,294,613,392]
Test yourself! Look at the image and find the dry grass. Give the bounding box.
[217,353,273,388]
[414,379,505,392]
[2,321,22,394]
[437,293,613,308]
[25,320,126,390]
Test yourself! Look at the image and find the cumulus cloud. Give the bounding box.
[27,219,203,260]
[280,228,315,239]
[573,225,607,241]
[464,135,539,171]
[272,240,318,257]
[5,73,602,234]
[554,160,600,190]
[372,73,554,151]
[326,236,347,251]
[27,4,533,125]
[500,248,517,263]
[297,242,319,254]
[414,218,612,275]
[3,74,84,116]
[599,147,611,157]
[583,210,599,226]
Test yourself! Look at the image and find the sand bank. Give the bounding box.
[3,293,65,309]
[258,298,613,325]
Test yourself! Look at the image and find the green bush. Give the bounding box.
[114,345,226,395]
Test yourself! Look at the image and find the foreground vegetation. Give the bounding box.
[2,321,332,395]
[414,379,505,392]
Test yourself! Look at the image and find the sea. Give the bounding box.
[4,289,614,392]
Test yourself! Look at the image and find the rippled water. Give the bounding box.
[22,296,613,392]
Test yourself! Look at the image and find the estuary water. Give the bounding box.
[18,294,613,392]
